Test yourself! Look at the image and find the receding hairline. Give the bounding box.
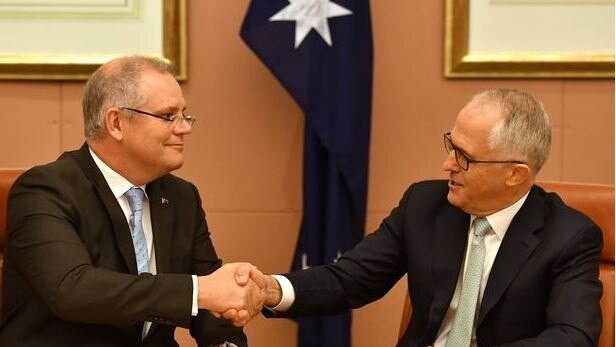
[99,56,174,78]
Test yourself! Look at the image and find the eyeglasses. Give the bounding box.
[121,107,196,127]
[443,132,525,171]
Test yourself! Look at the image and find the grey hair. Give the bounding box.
[82,56,175,140]
[469,89,551,174]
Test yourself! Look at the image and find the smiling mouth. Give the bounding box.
[165,144,184,151]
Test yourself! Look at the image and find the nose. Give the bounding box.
[173,119,193,135]
[442,150,459,173]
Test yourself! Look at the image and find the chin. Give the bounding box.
[169,161,184,171]
[447,191,464,209]
[164,157,184,172]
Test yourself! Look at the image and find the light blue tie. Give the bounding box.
[125,187,149,274]
[445,217,491,347]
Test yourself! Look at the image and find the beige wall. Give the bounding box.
[0,1,613,346]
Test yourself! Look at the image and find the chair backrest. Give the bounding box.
[0,169,24,256]
[0,169,26,319]
[538,181,614,347]
[399,181,615,347]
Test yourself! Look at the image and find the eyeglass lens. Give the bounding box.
[444,134,469,170]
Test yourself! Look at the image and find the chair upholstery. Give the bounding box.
[0,170,25,266]
[399,181,615,347]
[0,169,25,321]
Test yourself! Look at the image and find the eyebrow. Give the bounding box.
[154,106,188,114]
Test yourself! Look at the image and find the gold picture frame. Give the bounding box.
[0,0,186,80]
[445,0,614,78]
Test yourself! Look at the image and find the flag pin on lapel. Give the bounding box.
[161,197,169,205]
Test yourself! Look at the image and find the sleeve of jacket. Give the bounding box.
[276,183,416,316]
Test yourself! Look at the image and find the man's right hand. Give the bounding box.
[216,270,284,326]
[197,263,266,326]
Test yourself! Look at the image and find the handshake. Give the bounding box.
[197,263,282,326]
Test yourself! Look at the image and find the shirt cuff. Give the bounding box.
[266,275,295,312]
[191,275,198,316]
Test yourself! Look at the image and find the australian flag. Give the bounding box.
[241,1,373,346]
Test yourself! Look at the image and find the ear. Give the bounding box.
[505,163,531,187]
[104,107,125,141]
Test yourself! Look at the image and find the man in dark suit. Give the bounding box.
[0,56,265,347]
[244,89,603,347]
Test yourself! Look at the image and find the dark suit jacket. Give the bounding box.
[0,144,246,347]
[278,180,602,347]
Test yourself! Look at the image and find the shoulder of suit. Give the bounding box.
[405,179,449,196]
[19,150,82,182]
[393,180,451,212]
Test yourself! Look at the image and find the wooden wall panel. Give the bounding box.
[562,81,614,183]
[0,83,61,168]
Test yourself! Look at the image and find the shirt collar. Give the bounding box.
[471,191,530,240]
[89,147,147,199]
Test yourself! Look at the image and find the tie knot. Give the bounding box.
[125,187,144,213]
[473,217,491,237]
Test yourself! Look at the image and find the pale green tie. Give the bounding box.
[445,217,491,347]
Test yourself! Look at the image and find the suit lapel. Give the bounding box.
[146,179,173,274]
[477,186,543,325]
[68,144,139,274]
[426,205,470,339]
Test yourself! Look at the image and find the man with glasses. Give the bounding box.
[0,56,265,347]
[245,89,602,347]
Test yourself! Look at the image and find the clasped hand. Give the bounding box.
[197,263,267,326]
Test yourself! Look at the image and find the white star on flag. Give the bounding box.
[269,0,353,48]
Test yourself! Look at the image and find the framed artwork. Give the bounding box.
[445,0,614,78]
[0,0,186,80]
